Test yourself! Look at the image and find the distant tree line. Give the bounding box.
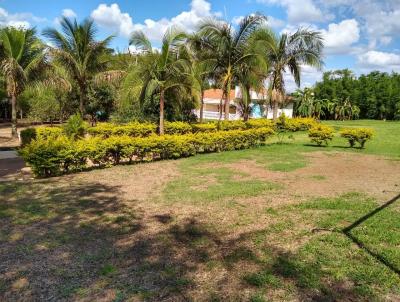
[312,69,400,120]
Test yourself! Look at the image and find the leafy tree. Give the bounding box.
[129,27,193,134]
[21,84,60,123]
[197,14,267,120]
[0,27,45,137]
[43,17,113,115]
[259,28,323,120]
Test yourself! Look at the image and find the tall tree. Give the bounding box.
[43,17,113,115]
[0,27,45,137]
[259,28,324,120]
[197,14,267,120]
[129,27,193,135]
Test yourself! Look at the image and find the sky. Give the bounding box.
[2,0,400,91]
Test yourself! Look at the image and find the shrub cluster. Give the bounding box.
[340,128,374,148]
[285,117,317,131]
[164,121,193,135]
[20,127,275,177]
[191,123,217,133]
[308,125,334,146]
[86,122,157,138]
[20,126,63,146]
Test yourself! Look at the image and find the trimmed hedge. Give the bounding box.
[86,122,157,138]
[285,117,317,131]
[20,118,316,145]
[164,121,193,135]
[308,125,334,146]
[340,128,374,148]
[20,127,64,146]
[191,123,217,133]
[20,127,275,177]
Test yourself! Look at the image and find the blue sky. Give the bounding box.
[2,0,400,90]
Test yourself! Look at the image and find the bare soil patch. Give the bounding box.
[226,152,400,201]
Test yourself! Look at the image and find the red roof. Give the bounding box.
[203,89,235,100]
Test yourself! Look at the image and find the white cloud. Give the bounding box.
[62,9,77,18]
[91,0,218,41]
[257,0,332,23]
[321,0,400,46]
[320,19,360,54]
[0,7,45,29]
[358,50,400,70]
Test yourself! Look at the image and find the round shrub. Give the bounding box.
[308,125,334,146]
[340,128,374,148]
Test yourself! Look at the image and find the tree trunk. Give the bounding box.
[272,100,278,120]
[159,89,165,135]
[224,84,230,120]
[11,94,18,138]
[218,91,225,122]
[79,93,85,116]
[199,90,204,123]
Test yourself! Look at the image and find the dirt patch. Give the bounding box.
[226,152,400,201]
[73,160,180,202]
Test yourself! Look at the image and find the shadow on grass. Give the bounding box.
[0,180,394,301]
[342,193,400,276]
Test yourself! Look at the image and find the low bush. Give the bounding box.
[285,117,317,131]
[218,120,247,131]
[245,119,274,129]
[20,128,37,146]
[87,122,157,138]
[308,125,334,146]
[340,128,374,148]
[164,121,192,135]
[21,127,275,177]
[20,127,63,146]
[191,123,217,133]
[19,136,86,177]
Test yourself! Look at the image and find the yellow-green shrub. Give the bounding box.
[19,135,86,177]
[191,123,217,133]
[20,127,64,146]
[164,121,192,135]
[340,128,374,148]
[284,117,317,131]
[245,119,274,129]
[21,127,275,177]
[308,125,334,146]
[87,122,156,138]
[218,120,247,130]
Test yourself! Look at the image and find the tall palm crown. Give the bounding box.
[129,28,192,135]
[261,28,324,119]
[0,27,45,137]
[43,17,113,114]
[197,14,267,120]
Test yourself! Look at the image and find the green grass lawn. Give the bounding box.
[0,120,399,301]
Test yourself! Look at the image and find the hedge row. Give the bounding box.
[20,127,64,145]
[20,127,275,177]
[20,117,315,142]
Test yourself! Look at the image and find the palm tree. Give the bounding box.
[197,14,267,120]
[0,27,45,137]
[129,28,193,135]
[43,17,113,115]
[259,28,324,120]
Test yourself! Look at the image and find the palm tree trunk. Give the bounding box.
[159,89,165,135]
[199,90,204,123]
[79,93,85,116]
[224,83,231,120]
[11,94,18,138]
[272,100,278,120]
[219,91,225,122]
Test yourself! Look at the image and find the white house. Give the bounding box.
[194,87,294,120]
